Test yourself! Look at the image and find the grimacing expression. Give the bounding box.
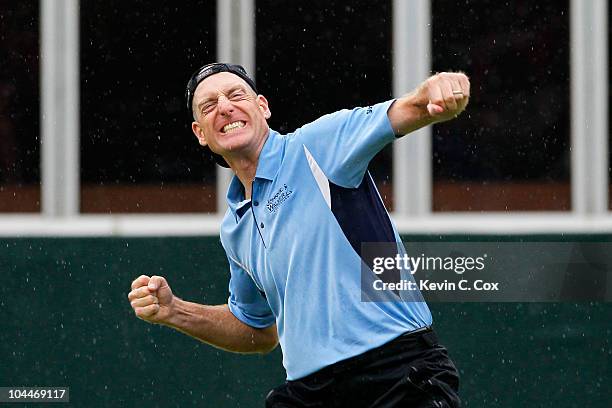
[191,72,271,158]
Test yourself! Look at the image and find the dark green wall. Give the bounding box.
[1,237,610,407]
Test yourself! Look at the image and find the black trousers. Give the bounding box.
[266,328,460,408]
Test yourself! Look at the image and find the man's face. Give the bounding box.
[191,72,271,160]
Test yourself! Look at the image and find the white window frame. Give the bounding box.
[0,0,609,236]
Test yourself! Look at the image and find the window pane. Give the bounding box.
[432,0,570,211]
[80,1,216,213]
[256,0,394,209]
[0,1,40,212]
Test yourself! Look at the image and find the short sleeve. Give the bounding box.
[293,99,396,188]
[226,254,276,329]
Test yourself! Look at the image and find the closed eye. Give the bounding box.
[201,102,216,115]
[229,90,246,101]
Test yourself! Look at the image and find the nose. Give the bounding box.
[217,95,233,116]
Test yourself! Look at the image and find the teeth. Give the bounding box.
[223,121,245,133]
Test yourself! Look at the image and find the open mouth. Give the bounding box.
[221,121,246,133]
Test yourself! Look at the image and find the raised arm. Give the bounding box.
[387,72,470,136]
[128,275,278,354]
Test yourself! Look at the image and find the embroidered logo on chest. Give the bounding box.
[266,184,293,213]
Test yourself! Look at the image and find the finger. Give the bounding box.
[130,295,159,308]
[127,286,151,302]
[427,102,444,116]
[131,275,150,290]
[457,73,470,98]
[455,74,470,112]
[439,76,458,111]
[427,76,446,115]
[456,97,468,114]
[450,78,464,101]
[148,275,167,291]
[135,303,160,319]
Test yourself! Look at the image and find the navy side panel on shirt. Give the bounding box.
[329,171,395,252]
[329,171,401,290]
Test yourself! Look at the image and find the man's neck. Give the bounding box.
[231,158,258,200]
[224,131,270,200]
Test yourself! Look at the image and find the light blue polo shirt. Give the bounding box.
[220,100,432,380]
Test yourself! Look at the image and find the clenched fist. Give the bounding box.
[128,275,175,324]
[419,72,470,122]
[387,71,470,136]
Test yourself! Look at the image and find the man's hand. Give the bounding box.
[388,71,470,135]
[128,275,175,324]
[419,72,470,121]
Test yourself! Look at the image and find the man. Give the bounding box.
[128,63,469,407]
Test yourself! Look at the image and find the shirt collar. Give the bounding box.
[226,129,284,216]
[254,129,284,181]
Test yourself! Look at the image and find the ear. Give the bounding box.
[257,95,271,119]
[191,121,208,146]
